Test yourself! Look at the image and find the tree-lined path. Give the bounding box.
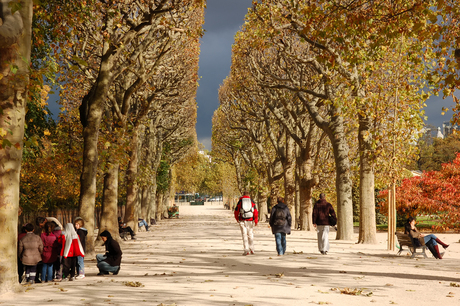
[4,204,460,306]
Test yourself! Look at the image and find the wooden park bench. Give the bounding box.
[395,232,428,259]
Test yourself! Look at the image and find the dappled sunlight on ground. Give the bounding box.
[3,204,460,306]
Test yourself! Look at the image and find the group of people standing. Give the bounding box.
[234,192,336,256]
[17,217,87,284]
[235,192,449,259]
[18,216,124,285]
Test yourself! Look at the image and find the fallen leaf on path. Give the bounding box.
[123,281,144,287]
[450,282,460,287]
[275,273,284,278]
[293,250,304,254]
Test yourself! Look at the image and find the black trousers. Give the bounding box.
[62,257,77,278]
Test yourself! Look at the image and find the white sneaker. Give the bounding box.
[76,274,85,279]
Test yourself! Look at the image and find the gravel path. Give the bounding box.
[3,204,460,306]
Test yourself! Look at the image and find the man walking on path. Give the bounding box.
[234,191,258,255]
[312,193,337,255]
[269,197,292,256]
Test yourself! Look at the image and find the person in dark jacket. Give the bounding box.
[118,217,136,240]
[97,230,122,275]
[269,197,292,256]
[312,193,336,255]
[74,217,88,278]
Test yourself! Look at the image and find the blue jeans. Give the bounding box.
[275,232,287,255]
[42,263,53,282]
[138,219,149,231]
[76,256,84,275]
[96,254,119,274]
[424,234,438,246]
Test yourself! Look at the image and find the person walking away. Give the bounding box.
[312,193,337,255]
[405,217,449,259]
[97,230,123,275]
[59,223,85,281]
[74,217,87,278]
[234,191,258,255]
[18,223,43,284]
[40,222,59,282]
[269,197,292,256]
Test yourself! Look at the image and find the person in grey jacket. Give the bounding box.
[18,223,43,284]
[269,197,292,256]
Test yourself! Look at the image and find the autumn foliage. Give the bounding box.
[381,153,460,230]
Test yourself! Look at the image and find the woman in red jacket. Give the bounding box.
[58,223,85,281]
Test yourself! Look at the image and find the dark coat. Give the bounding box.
[76,227,88,252]
[269,202,292,235]
[312,199,336,226]
[101,231,122,267]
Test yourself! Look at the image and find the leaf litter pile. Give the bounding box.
[331,287,373,296]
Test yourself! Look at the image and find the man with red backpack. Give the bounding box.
[234,191,258,255]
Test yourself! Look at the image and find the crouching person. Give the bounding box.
[97,231,122,275]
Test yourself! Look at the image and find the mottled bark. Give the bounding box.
[298,94,354,240]
[0,0,32,293]
[283,134,296,227]
[358,114,377,244]
[330,119,354,241]
[99,161,120,241]
[124,124,145,231]
[155,192,165,221]
[297,143,316,231]
[140,186,149,221]
[79,37,116,255]
[258,191,268,222]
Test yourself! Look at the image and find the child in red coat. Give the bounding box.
[59,223,84,281]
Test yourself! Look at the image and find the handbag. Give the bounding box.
[328,215,337,226]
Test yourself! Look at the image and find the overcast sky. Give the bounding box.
[48,1,454,149]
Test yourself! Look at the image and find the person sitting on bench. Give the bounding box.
[118,217,136,240]
[405,217,449,259]
[138,218,149,231]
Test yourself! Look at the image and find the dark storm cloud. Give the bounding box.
[195,0,253,150]
[424,94,456,129]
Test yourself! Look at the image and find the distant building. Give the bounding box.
[442,121,459,137]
